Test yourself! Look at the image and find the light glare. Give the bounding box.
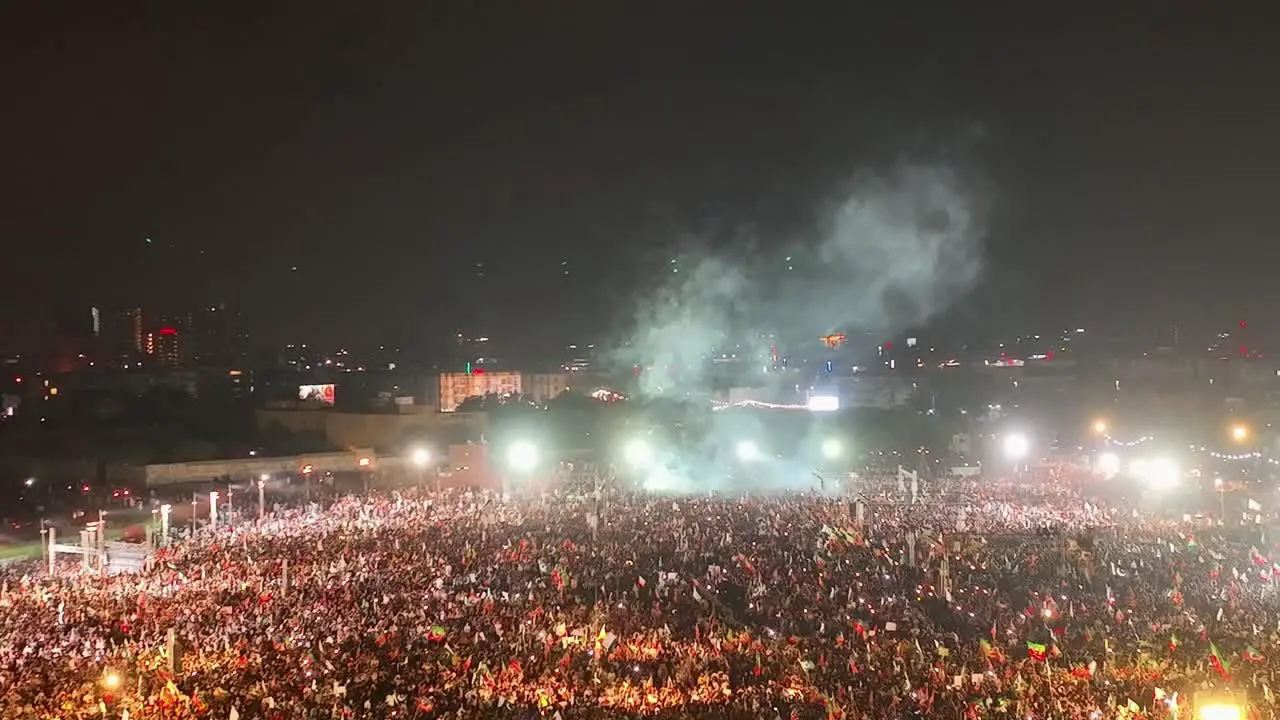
[1002,433,1030,461]
[623,439,653,468]
[507,441,539,471]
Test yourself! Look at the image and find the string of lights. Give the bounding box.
[709,399,809,412]
[1103,435,1153,448]
[1107,434,1280,466]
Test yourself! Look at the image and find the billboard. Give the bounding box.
[298,384,336,405]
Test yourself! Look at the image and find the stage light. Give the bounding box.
[821,438,843,460]
[736,440,761,462]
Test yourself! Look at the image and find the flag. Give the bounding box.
[1243,646,1265,662]
[1070,664,1093,679]
[1168,633,1179,652]
[1027,642,1048,661]
[980,639,1000,660]
[427,625,446,642]
[1209,642,1232,680]
[1249,498,1263,512]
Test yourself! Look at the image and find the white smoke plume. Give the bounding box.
[614,160,991,400]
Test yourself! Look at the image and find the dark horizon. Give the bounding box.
[6,4,1280,354]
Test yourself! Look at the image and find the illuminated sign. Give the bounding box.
[820,334,846,349]
[298,384,336,405]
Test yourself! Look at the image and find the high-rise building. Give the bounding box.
[145,326,183,368]
[186,303,247,366]
[106,307,147,357]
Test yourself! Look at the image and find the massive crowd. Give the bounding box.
[0,472,1276,719]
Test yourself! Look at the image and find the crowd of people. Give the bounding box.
[0,471,1277,719]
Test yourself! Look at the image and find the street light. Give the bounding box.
[821,438,843,460]
[1231,423,1250,444]
[736,440,761,462]
[301,464,314,504]
[411,447,432,493]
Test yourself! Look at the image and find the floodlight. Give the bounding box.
[807,395,839,412]
[736,440,761,462]
[1231,423,1250,443]
[821,438,843,460]
[623,438,653,468]
[411,447,431,467]
[1145,457,1179,489]
[1002,433,1030,461]
[507,441,539,472]
[1096,452,1120,477]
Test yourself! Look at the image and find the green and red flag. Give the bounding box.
[1243,646,1266,662]
[1027,642,1048,661]
[980,639,1002,661]
[1168,633,1179,652]
[427,625,447,642]
[1209,642,1232,680]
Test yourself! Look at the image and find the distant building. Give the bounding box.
[146,326,183,368]
[438,370,522,412]
[437,371,580,412]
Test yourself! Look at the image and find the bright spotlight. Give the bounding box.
[102,670,121,690]
[1092,419,1108,434]
[1231,423,1250,443]
[623,438,653,468]
[821,438,843,460]
[1002,433,1030,461]
[23,477,34,487]
[1145,457,1180,489]
[411,447,431,467]
[807,395,839,412]
[1096,452,1121,477]
[1198,703,1243,720]
[507,441,538,472]
[736,440,761,462]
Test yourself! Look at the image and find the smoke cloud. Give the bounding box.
[615,160,991,400]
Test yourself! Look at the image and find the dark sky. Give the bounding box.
[5,3,1280,353]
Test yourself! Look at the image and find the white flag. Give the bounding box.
[229,708,240,720]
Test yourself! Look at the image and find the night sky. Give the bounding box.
[5,3,1280,353]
